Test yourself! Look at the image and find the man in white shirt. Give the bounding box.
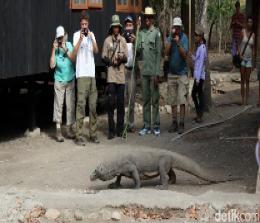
[73,13,99,146]
[123,16,137,133]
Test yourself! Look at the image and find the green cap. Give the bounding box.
[110,15,122,28]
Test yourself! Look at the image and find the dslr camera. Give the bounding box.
[57,37,63,47]
[123,30,132,43]
[82,28,89,37]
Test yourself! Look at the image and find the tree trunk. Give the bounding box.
[208,20,215,49]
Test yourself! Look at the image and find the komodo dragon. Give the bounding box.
[90,149,238,189]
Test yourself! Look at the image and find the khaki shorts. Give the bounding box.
[167,75,189,106]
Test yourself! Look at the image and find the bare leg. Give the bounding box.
[240,67,246,105]
[171,105,178,122]
[245,67,251,105]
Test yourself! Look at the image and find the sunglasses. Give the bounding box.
[145,16,154,20]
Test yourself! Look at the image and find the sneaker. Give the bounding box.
[74,137,86,146]
[153,127,160,136]
[168,121,178,133]
[178,122,185,134]
[56,128,64,142]
[89,137,100,144]
[138,127,152,136]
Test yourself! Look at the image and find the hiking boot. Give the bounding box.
[168,121,178,133]
[74,137,86,146]
[194,117,203,123]
[153,127,160,136]
[178,122,185,134]
[66,125,76,139]
[138,127,152,136]
[108,132,115,140]
[89,137,100,144]
[56,128,64,142]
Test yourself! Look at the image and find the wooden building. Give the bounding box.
[0,0,145,80]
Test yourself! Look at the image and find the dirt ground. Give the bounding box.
[0,54,260,222]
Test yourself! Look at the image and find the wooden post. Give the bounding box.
[256,168,260,194]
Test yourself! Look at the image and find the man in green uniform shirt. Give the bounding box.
[137,7,161,136]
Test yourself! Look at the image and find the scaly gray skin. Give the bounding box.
[90,149,237,189]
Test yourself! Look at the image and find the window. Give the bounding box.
[88,0,103,8]
[116,0,142,13]
[116,0,129,12]
[70,0,88,9]
[70,0,103,9]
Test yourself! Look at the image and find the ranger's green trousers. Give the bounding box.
[141,75,160,129]
[76,77,97,139]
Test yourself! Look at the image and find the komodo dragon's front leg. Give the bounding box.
[108,175,122,189]
[108,164,141,189]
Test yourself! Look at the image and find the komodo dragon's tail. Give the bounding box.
[170,152,240,183]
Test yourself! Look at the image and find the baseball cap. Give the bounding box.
[173,17,183,27]
[56,26,65,38]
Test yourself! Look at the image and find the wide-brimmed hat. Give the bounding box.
[172,17,183,27]
[142,7,156,16]
[56,26,65,38]
[110,15,122,28]
[195,25,204,36]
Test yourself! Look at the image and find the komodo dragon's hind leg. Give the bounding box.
[168,168,176,184]
[156,157,171,190]
[108,176,122,189]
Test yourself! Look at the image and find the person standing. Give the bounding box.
[50,26,76,142]
[102,15,128,139]
[190,26,207,123]
[165,17,189,134]
[230,1,245,71]
[123,15,137,133]
[137,7,161,136]
[73,13,99,146]
[239,17,255,105]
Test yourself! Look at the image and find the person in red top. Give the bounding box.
[230,1,245,71]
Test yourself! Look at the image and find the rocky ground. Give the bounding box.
[0,53,260,223]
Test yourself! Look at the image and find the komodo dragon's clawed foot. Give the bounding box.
[108,182,122,189]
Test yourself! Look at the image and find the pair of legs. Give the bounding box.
[107,83,125,139]
[191,79,204,121]
[141,75,160,131]
[125,68,137,131]
[53,80,75,142]
[76,77,98,144]
[168,75,189,134]
[240,64,252,105]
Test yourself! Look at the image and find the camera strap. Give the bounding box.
[110,39,119,61]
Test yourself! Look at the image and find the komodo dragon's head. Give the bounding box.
[90,163,118,181]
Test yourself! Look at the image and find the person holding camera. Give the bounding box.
[123,15,137,133]
[102,15,128,140]
[73,13,99,146]
[50,26,76,142]
[136,7,161,136]
[189,26,207,123]
[165,17,189,134]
